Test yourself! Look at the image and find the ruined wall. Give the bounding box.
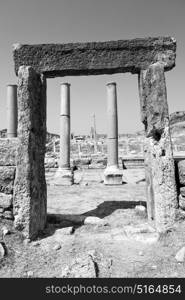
[0,138,18,220]
[176,160,185,210]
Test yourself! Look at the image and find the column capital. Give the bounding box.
[7,84,17,87]
[106,82,116,86]
[60,82,71,86]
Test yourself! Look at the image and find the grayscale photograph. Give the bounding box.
[0,0,185,296]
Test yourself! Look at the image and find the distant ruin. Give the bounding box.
[1,36,183,240]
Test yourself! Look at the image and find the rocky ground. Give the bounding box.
[1,168,185,278]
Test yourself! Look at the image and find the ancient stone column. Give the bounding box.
[104,82,122,185]
[138,62,178,232]
[14,66,47,240]
[55,83,74,185]
[78,143,81,158]
[7,85,17,138]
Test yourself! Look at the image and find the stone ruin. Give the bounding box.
[0,36,183,240]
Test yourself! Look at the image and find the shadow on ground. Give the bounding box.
[41,200,147,239]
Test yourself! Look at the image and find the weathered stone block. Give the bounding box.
[170,111,185,126]
[139,62,178,232]
[0,138,18,166]
[0,193,13,208]
[13,66,47,240]
[179,195,185,210]
[177,160,185,186]
[139,63,169,138]
[3,210,14,220]
[0,166,16,194]
[13,37,176,77]
[180,186,185,197]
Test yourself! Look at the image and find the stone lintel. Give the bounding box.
[13,37,176,77]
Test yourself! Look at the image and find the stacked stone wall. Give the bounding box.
[176,160,185,210]
[0,138,18,220]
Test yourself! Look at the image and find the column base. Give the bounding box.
[104,165,123,185]
[54,168,74,186]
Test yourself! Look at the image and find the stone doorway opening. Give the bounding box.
[11,37,178,240]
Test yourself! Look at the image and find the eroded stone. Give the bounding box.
[13,37,176,76]
[13,66,47,240]
[0,138,18,166]
[0,166,16,194]
[178,160,185,186]
[139,62,178,232]
[0,193,13,209]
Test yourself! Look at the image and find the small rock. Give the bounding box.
[53,243,61,251]
[23,239,31,246]
[175,246,185,262]
[180,187,185,197]
[32,241,40,247]
[61,250,112,278]
[139,251,144,256]
[81,182,88,186]
[56,227,74,235]
[135,205,146,212]
[2,226,10,236]
[151,265,157,270]
[84,216,108,226]
[27,271,34,278]
[179,195,185,210]
[3,210,14,220]
[177,161,185,185]
[0,207,4,213]
[0,242,6,258]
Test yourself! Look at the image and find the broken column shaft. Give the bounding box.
[104,82,122,185]
[7,85,17,138]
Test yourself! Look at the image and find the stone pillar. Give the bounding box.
[55,83,74,185]
[143,138,155,221]
[13,66,47,240]
[7,85,17,138]
[138,62,178,232]
[78,143,81,158]
[104,82,122,185]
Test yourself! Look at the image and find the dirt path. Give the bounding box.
[1,169,185,278]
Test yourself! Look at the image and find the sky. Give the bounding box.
[0,0,184,135]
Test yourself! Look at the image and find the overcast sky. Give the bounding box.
[0,0,184,134]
